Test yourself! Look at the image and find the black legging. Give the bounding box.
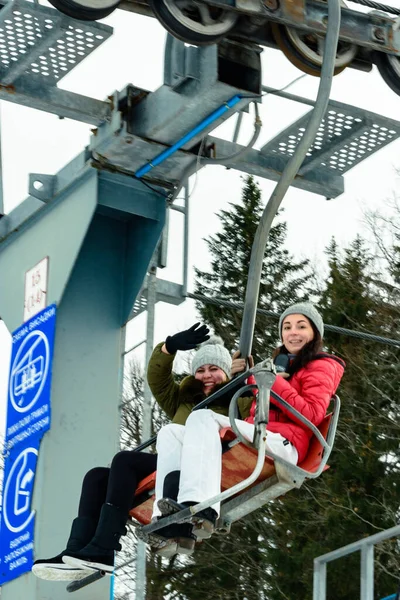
[78,451,157,520]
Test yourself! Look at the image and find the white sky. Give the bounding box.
[0,2,400,438]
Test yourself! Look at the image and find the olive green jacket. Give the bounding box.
[147,342,252,425]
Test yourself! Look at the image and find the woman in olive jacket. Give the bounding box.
[147,333,252,426]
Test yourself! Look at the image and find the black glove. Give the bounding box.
[165,323,210,354]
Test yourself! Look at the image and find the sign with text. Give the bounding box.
[0,444,38,583]
[0,305,56,586]
[5,305,56,451]
[24,258,49,323]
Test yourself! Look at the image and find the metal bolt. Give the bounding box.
[263,0,279,11]
[125,136,133,144]
[372,27,385,42]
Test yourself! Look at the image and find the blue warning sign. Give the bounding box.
[5,305,56,451]
[0,305,57,585]
[0,444,38,583]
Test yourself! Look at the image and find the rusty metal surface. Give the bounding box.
[120,0,400,56]
[118,0,153,17]
[281,0,306,23]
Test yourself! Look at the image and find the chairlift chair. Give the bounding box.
[129,365,341,543]
[66,364,341,593]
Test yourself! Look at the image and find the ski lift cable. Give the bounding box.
[238,0,342,361]
[349,0,400,15]
[187,292,400,349]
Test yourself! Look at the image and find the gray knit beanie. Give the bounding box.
[191,335,232,377]
[278,303,324,339]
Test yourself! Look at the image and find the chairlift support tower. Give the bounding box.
[0,1,399,599]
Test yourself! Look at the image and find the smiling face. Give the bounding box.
[194,364,228,395]
[281,313,315,355]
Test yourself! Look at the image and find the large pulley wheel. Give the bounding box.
[48,0,120,21]
[149,0,238,45]
[271,22,357,77]
[374,51,400,97]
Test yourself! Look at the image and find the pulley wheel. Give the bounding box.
[149,0,238,45]
[48,0,120,21]
[271,21,357,77]
[374,51,400,97]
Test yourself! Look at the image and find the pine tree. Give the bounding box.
[194,175,312,362]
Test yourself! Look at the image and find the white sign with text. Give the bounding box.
[24,258,48,323]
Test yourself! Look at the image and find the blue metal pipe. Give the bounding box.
[135,95,242,179]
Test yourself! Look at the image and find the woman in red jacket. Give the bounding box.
[154,303,345,550]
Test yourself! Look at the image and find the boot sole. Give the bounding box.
[32,563,93,581]
[192,520,215,540]
[62,555,113,575]
[153,537,195,558]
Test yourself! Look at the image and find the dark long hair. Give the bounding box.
[272,320,323,377]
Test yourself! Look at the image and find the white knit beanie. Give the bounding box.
[191,336,232,377]
[278,303,324,339]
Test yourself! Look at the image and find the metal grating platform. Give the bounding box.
[127,277,185,321]
[0,0,112,85]
[131,292,148,319]
[261,101,400,177]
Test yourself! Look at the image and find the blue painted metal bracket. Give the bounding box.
[135,95,243,178]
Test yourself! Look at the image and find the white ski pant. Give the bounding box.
[153,409,298,518]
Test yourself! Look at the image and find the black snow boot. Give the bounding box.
[62,503,128,574]
[151,520,196,558]
[32,516,97,581]
[151,474,196,558]
[163,470,180,500]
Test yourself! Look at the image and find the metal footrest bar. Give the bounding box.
[66,569,106,593]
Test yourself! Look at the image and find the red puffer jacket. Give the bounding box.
[245,354,345,463]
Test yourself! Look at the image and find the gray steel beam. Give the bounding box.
[0,78,111,125]
[205,0,400,55]
[206,135,345,198]
[0,105,4,217]
[127,277,185,321]
[120,0,400,55]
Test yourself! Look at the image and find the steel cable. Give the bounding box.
[187,292,400,348]
[349,0,400,15]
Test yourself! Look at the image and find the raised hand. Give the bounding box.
[165,323,210,354]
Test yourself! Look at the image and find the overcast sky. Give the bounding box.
[0,2,400,437]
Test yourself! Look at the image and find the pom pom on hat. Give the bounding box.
[191,335,232,377]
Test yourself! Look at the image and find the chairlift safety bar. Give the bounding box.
[140,367,340,536]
